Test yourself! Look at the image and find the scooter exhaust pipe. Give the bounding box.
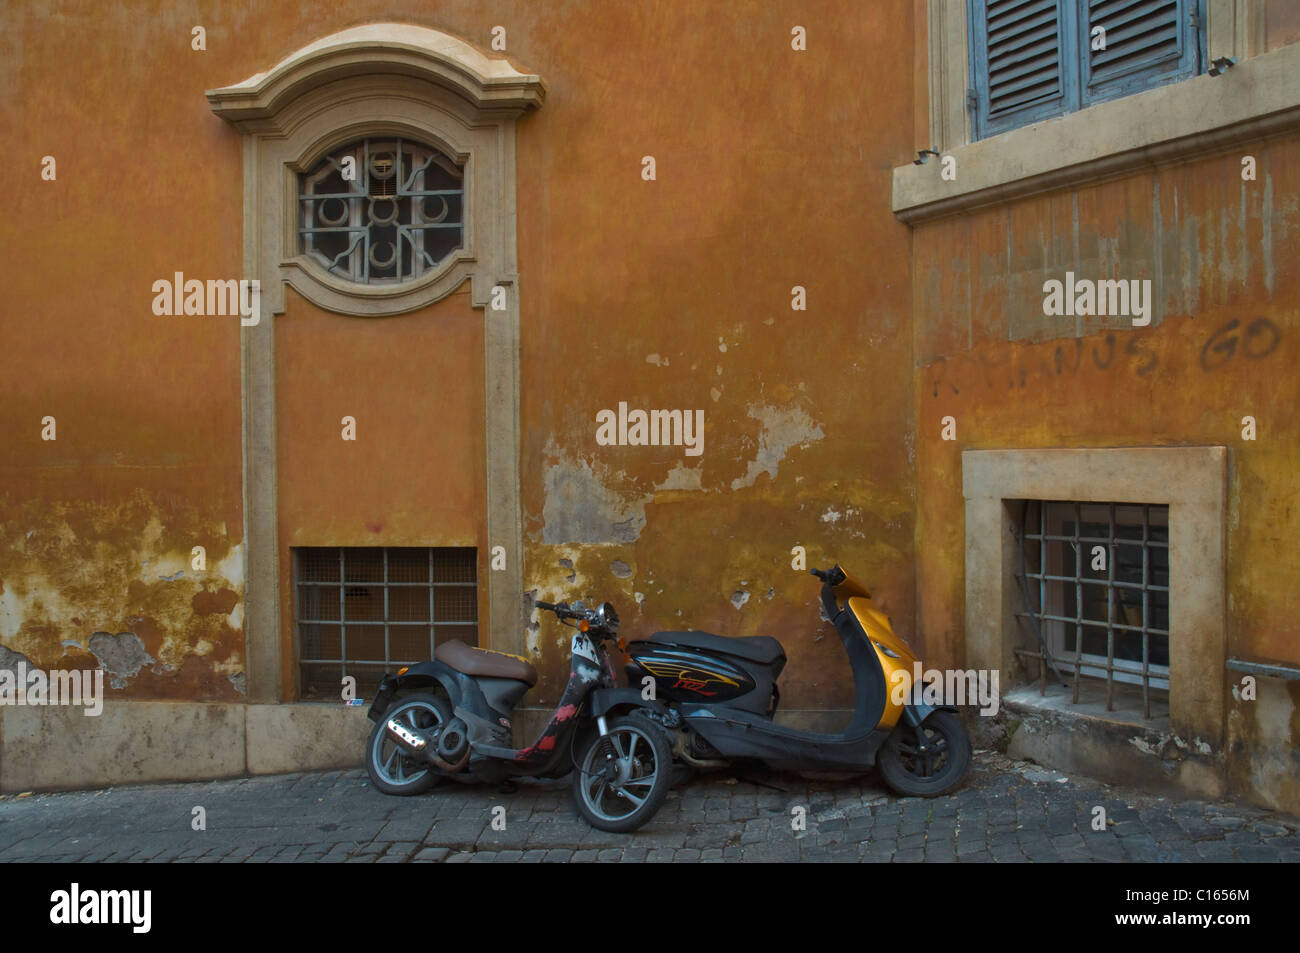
[384,717,470,773]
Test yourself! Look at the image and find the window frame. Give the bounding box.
[895,1,1288,224]
[968,0,1207,141]
[293,546,480,701]
[961,446,1227,747]
[206,25,543,703]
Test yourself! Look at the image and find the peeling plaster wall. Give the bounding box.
[1,0,248,705]
[511,2,920,708]
[0,491,245,701]
[912,137,1300,811]
[2,1,921,724]
[13,0,1293,812]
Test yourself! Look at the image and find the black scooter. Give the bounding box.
[618,565,971,797]
[364,599,675,832]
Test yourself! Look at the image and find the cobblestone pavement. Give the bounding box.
[2,751,1298,863]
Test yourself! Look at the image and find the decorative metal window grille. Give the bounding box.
[1013,501,1170,718]
[298,138,465,284]
[294,547,478,700]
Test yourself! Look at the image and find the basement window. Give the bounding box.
[298,137,465,285]
[1013,501,1170,718]
[294,547,478,700]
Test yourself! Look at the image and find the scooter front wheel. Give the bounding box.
[878,710,971,797]
[572,713,672,833]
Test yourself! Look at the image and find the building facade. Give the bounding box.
[1,1,1297,813]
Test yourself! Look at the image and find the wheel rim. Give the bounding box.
[372,699,442,787]
[578,724,661,823]
[895,721,953,781]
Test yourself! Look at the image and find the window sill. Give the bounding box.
[893,41,1300,224]
[1003,682,1170,730]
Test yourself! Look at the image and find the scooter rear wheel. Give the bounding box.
[878,710,971,797]
[366,692,450,796]
[572,713,672,833]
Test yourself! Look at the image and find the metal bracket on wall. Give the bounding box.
[1225,658,1300,681]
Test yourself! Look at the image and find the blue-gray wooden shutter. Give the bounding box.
[1081,0,1202,105]
[969,0,1077,140]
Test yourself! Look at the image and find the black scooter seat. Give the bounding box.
[647,630,786,667]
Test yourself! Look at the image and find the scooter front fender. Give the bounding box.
[901,703,957,727]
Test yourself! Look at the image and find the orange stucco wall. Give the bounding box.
[911,140,1300,807]
[274,286,488,699]
[511,1,918,706]
[3,1,1296,810]
[0,1,920,712]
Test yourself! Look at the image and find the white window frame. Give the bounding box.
[895,0,1294,223]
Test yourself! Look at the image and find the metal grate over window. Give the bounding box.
[294,547,478,700]
[1012,501,1170,718]
[298,137,465,284]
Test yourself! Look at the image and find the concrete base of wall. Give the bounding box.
[18,691,1280,813]
[0,700,863,794]
[0,702,371,793]
[998,686,1226,803]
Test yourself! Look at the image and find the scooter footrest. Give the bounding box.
[472,743,517,760]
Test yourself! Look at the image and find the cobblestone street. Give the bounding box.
[2,751,1298,863]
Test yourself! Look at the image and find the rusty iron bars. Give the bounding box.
[293,547,478,699]
[1012,500,1170,719]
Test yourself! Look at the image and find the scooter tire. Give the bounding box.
[571,712,673,833]
[366,692,450,796]
[878,710,971,797]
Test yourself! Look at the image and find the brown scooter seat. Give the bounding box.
[434,639,539,686]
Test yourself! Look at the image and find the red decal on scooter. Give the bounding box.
[674,678,717,696]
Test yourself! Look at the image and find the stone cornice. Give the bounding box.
[206,23,545,128]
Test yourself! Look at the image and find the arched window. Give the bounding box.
[206,22,544,317]
[299,138,465,285]
[206,24,544,703]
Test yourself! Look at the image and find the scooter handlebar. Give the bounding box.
[810,566,847,587]
[535,600,582,623]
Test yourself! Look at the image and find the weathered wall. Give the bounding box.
[911,139,1300,809]
[0,0,246,703]
[1,0,920,720]
[274,285,488,699]
[512,0,918,708]
[1265,0,1300,52]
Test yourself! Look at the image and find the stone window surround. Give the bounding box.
[895,1,1300,223]
[962,447,1227,747]
[207,24,545,702]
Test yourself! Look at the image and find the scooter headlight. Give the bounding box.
[594,601,619,631]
